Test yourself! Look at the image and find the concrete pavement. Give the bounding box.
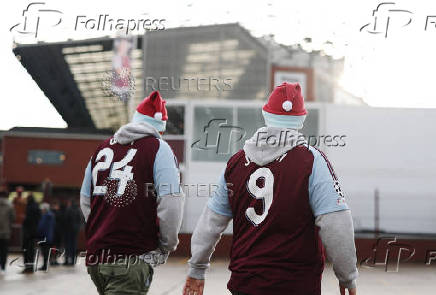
[0,255,435,294]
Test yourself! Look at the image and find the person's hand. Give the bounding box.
[340,284,356,295]
[141,248,169,267]
[183,276,205,295]
[155,248,169,265]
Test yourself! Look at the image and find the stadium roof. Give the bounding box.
[13,36,144,130]
[143,23,268,100]
[13,23,269,131]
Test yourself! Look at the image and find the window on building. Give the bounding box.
[28,150,66,165]
[191,105,320,162]
[235,107,264,151]
[166,105,185,135]
[191,106,235,162]
[301,108,319,139]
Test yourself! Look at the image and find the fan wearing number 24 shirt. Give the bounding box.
[183,83,358,295]
[80,91,184,295]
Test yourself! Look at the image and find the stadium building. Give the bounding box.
[9,23,431,259]
[6,22,360,193]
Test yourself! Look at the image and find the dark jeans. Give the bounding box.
[39,242,53,269]
[22,234,37,271]
[0,239,8,270]
[65,231,78,264]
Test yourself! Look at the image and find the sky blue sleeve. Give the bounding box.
[80,161,92,197]
[153,139,181,197]
[308,146,349,217]
[207,170,233,217]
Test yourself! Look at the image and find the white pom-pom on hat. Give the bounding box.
[282,100,293,112]
[154,112,163,120]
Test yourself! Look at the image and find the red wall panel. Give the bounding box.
[3,136,101,187]
[3,135,185,188]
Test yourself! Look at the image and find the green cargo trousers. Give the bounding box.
[87,259,153,295]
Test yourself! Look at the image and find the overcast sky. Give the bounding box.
[1,0,435,129]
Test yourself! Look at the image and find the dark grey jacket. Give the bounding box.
[0,198,15,239]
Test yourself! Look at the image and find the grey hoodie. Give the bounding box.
[189,127,358,289]
[243,126,305,166]
[113,121,161,145]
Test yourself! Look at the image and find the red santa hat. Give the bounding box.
[262,82,307,129]
[132,91,168,132]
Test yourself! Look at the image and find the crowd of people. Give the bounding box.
[0,186,83,274]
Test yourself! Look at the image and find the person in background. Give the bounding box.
[0,188,15,274]
[21,194,41,274]
[37,203,55,271]
[51,200,67,266]
[64,198,82,265]
[13,186,26,225]
[41,178,53,201]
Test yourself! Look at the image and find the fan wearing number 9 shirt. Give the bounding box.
[183,83,358,295]
[80,91,184,295]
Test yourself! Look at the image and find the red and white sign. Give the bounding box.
[271,66,314,101]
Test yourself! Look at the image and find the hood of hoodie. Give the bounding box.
[113,121,161,145]
[243,127,307,166]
